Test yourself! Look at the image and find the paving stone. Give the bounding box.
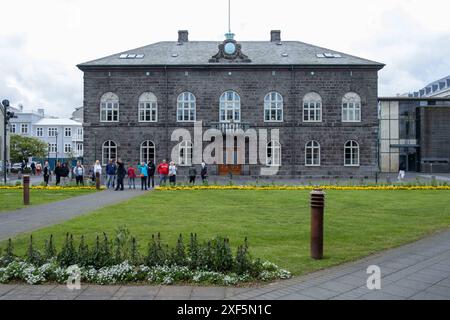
[191,287,226,298]
[278,293,314,300]
[424,285,450,298]
[393,279,432,291]
[113,286,160,298]
[157,286,193,297]
[297,287,339,299]
[0,285,18,297]
[0,294,44,300]
[359,291,404,300]
[409,291,449,300]
[318,280,358,293]
[378,284,421,298]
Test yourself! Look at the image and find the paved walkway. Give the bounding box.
[0,189,148,241]
[1,229,449,300]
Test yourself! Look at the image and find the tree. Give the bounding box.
[10,134,48,163]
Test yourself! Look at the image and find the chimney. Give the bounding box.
[178,30,189,43]
[271,30,281,42]
[37,108,45,116]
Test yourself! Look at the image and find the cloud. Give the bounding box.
[0,34,81,117]
[0,0,449,116]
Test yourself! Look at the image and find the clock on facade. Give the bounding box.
[224,42,236,55]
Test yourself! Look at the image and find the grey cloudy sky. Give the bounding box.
[1,0,449,117]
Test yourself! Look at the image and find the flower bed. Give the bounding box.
[0,230,291,286]
[156,185,450,191]
[0,186,104,191]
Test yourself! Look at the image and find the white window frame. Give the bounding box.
[10,124,16,133]
[219,91,241,123]
[36,127,43,137]
[77,143,83,152]
[48,127,58,137]
[344,140,360,166]
[21,124,28,134]
[102,140,117,165]
[264,92,283,122]
[303,92,322,122]
[179,140,193,166]
[266,141,281,166]
[64,143,72,154]
[100,92,120,122]
[138,92,158,122]
[342,92,361,122]
[177,92,196,122]
[305,141,321,166]
[140,140,156,163]
[64,127,72,137]
[48,143,57,153]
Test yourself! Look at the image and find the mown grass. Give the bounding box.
[0,189,96,212]
[4,190,450,276]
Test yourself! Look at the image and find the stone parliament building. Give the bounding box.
[77,30,384,177]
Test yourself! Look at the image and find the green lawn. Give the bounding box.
[4,190,450,276]
[0,189,96,212]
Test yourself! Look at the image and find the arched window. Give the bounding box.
[266,141,281,166]
[342,92,361,122]
[100,92,119,122]
[305,141,320,166]
[179,140,193,166]
[102,140,117,165]
[138,92,158,122]
[177,92,196,122]
[344,140,359,166]
[303,92,322,122]
[140,140,155,163]
[264,92,283,122]
[220,91,241,122]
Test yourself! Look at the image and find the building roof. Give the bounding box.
[407,75,450,98]
[34,118,82,126]
[78,41,384,69]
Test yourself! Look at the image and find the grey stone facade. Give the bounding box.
[78,31,383,177]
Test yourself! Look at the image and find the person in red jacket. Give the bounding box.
[157,159,169,186]
[127,165,137,189]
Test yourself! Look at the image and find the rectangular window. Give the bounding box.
[48,143,57,153]
[64,127,72,137]
[10,124,16,133]
[64,143,72,153]
[101,102,119,122]
[48,127,58,137]
[342,102,361,122]
[303,102,322,122]
[77,144,83,152]
[36,127,43,137]
[139,102,157,122]
[21,124,28,134]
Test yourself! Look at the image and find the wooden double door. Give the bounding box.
[218,146,242,176]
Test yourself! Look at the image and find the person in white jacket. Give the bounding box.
[93,160,102,189]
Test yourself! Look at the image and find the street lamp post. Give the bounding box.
[55,131,59,165]
[94,131,97,162]
[1,99,16,185]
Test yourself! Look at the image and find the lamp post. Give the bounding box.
[1,99,16,184]
[94,130,97,162]
[55,130,58,165]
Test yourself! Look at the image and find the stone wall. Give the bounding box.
[82,67,379,177]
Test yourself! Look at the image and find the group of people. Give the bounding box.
[40,160,87,186]
[96,159,208,191]
[37,158,208,189]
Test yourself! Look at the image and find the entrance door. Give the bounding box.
[218,147,242,176]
